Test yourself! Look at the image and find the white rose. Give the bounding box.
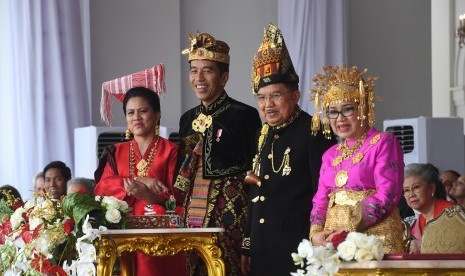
[23,199,35,210]
[29,217,43,231]
[354,248,374,261]
[94,196,102,202]
[371,239,384,260]
[102,196,120,210]
[337,240,357,261]
[105,209,121,224]
[10,207,25,230]
[347,232,370,250]
[118,200,130,212]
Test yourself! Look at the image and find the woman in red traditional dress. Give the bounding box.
[94,64,185,276]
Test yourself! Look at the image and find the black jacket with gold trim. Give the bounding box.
[241,109,336,276]
[178,92,262,179]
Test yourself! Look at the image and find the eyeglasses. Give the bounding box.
[255,92,283,104]
[403,184,423,197]
[326,106,355,119]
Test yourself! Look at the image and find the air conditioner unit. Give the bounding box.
[383,117,465,173]
[74,125,179,179]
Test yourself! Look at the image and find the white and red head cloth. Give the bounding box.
[100,63,166,125]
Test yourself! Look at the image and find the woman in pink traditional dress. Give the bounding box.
[94,65,185,276]
[309,65,405,253]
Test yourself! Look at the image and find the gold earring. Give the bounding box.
[125,129,131,140]
[155,124,160,136]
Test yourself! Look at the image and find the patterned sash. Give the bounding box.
[186,149,211,227]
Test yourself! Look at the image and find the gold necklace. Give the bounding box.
[332,133,367,167]
[268,136,291,176]
[129,136,160,177]
[333,133,381,187]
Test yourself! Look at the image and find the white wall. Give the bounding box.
[90,0,182,129]
[179,0,278,114]
[348,0,432,130]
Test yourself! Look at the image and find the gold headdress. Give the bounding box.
[251,23,299,94]
[181,32,230,65]
[310,64,379,139]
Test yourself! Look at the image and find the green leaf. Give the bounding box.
[0,198,13,220]
[62,193,101,226]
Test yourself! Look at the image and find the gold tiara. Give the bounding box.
[310,64,379,138]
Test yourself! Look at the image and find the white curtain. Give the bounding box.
[278,0,347,114]
[0,0,90,200]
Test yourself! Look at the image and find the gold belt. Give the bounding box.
[329,189,376,206]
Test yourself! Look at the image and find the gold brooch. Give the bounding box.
[192,113,212,133]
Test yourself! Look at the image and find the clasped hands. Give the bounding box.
[124,176,169,205]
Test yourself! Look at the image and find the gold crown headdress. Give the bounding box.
[310,64,380,139]
[181,32,230,65]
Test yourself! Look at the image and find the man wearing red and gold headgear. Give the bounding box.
[175,32,261,275]
[241,24,335,276]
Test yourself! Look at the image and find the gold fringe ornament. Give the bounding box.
[309,64,381,139]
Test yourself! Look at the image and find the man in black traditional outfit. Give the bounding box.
[241,24,336,276]
[175,31,262,276]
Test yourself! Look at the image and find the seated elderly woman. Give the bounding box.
[450,174,465,208]
[404,163,456,253]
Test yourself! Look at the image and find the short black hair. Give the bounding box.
[189,60,229,75]
[123,87,161,115]
[43,161,72,182]
[216,61,229,75]
[442,170,461,178]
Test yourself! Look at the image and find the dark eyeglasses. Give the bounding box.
[326,106,355,119]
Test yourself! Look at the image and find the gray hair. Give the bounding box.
[404,163,442,192]
[67,177,95,195]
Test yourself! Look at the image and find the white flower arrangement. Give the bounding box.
[291,232,384,276]
[0,191,131,276]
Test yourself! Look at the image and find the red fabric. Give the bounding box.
[94,137,186,276]
[416,199,456,237]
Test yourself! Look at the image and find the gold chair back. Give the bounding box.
[421,205,465,253]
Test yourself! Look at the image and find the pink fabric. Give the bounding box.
[310,128,404,229]
[100,63,166,125]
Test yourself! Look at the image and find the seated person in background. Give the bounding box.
[439,170,460,202]
[450,174,465,208]
[43,161,72,199]
[403,163,456,253]
[67,177,95,195]
[33,172,45,194]
[0,184,23,203]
